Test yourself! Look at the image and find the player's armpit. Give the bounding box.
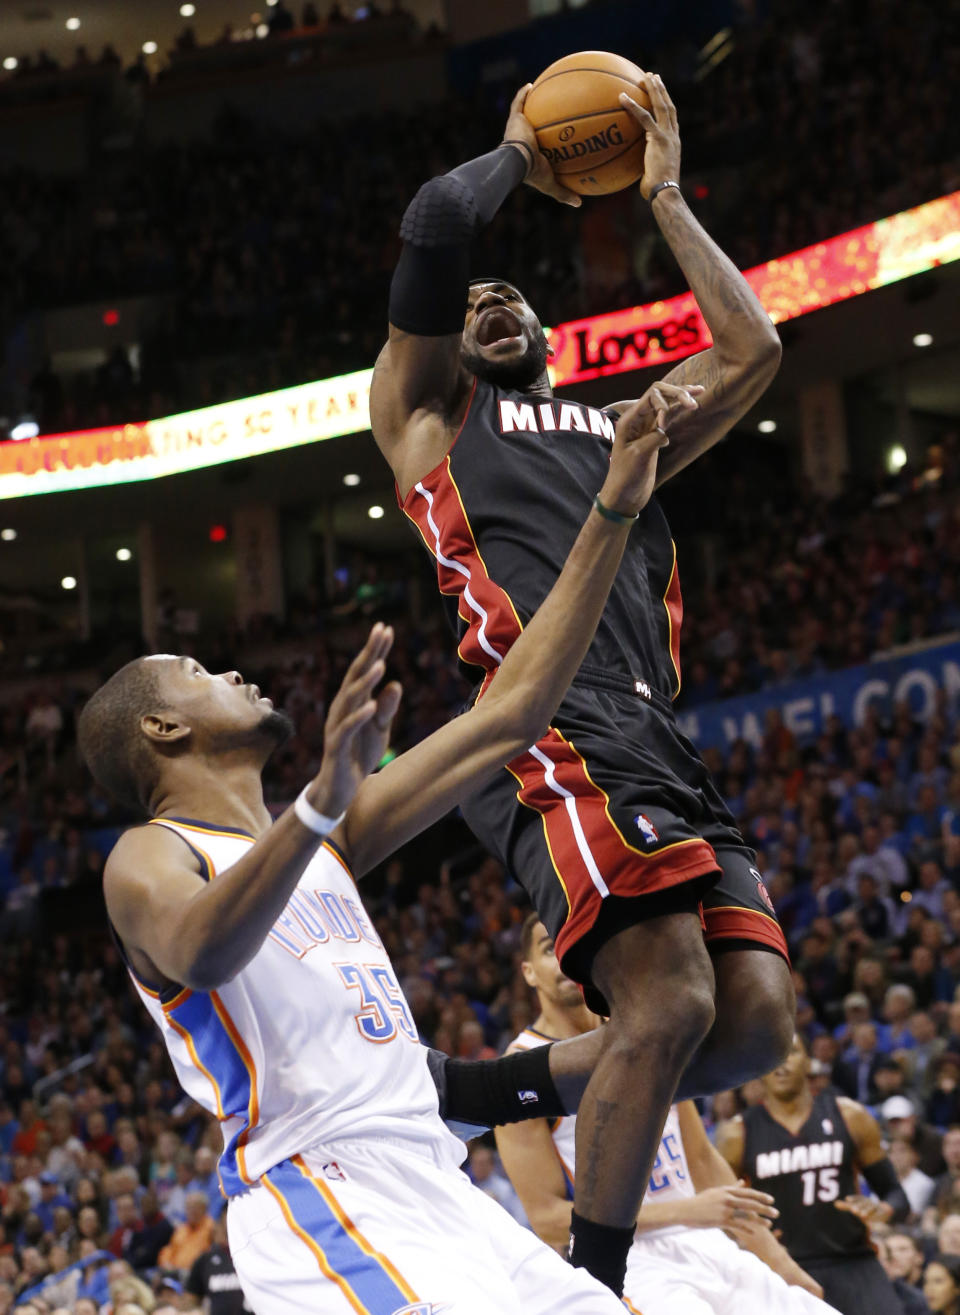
[646,338,780,486]
[494,1117,572,1253]
[369,332,468,498]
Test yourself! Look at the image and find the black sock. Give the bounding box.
[568,1210,634,1296]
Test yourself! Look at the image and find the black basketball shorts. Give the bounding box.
[461,665,788,1012]
[801,1256,904,1315]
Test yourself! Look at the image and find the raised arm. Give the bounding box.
[344,383,700,878]
[613,73,782,486]
[370,86,579,496]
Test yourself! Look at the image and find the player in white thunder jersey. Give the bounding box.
[497,917,837,1315]
[77,398,689,1315]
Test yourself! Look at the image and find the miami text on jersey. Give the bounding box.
[754,1140,845,1178]
[497,399,616,441]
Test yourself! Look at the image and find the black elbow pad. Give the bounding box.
[388,175,479,335]
[399,174,479,248]
[389,149,526,336]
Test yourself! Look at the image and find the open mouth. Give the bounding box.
[476,305,523,347]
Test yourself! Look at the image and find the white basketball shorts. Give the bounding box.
[625,1227,839,1315]
[227,1138,624,1315]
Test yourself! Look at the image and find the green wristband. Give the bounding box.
[593,493,639,525]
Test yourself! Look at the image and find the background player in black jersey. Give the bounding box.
[185,1218,250,1315]
[370,68,787,1295]
[717,1035,909,1315]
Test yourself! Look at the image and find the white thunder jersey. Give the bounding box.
[131,818,464,1195]
[511,1028,694,1232]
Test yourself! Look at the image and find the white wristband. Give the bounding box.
[294,786,345,838]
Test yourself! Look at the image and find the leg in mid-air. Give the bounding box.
[569,910,717,1278]
[676,948,795,1099]
[677,844,796,1097]
[495,928,810,1315]
[507,838,793,1294]
[525,942,795,1113]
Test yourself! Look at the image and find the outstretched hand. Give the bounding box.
[501,84,582,208]
[618,71,682,200]
[307,623,402,820]
[600,381,703,516]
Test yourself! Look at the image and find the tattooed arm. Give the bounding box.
[614,72,782,486]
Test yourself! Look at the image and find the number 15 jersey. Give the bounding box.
[130,818,464,1196]
[741,1088,872,1262]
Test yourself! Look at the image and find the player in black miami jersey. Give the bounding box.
[370,70,788,1296]
[717,1035,908,1315]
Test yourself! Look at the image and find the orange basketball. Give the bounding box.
[524,51,651,196]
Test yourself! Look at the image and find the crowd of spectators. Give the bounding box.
[6,608,960,1305]
[0,1,423,90]
[675,431,960,706]
[1,438,960,1303]
[1,0,955,437]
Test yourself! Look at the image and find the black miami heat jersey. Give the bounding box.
[400,378,683,700]
[742,1090,873,1262]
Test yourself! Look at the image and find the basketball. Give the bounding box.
[524,51,651,196]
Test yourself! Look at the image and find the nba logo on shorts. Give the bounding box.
[750,866,776,914]
[634,814,659,845]
[321,1161,346,1181]
[393,1305,451,1314]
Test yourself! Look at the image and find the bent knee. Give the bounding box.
[607,978,716,1065]
[721,953,795,1072]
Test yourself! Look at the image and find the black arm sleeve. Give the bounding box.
[860,1157,911,1222]
[425,1043,566,1129]
[387,145,527,336]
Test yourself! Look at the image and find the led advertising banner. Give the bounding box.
[2,190,957,500]
[549,189,960,385]
[0,370,372,501]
